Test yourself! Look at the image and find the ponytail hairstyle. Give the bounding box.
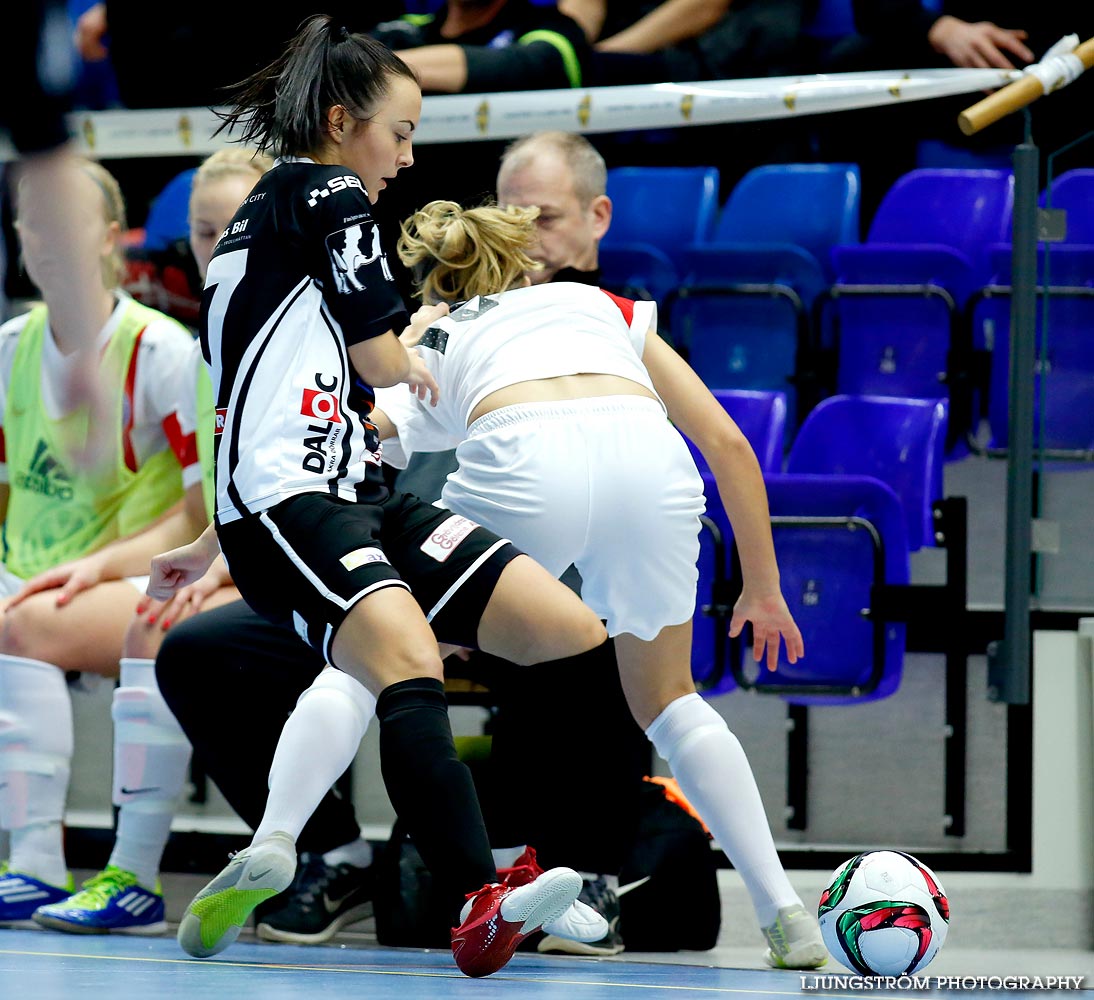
[214,15,417,158]
[398,200,543,304]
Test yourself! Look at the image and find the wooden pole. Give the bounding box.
[958,37,1094,135]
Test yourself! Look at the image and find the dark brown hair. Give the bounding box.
[214,15,417,158]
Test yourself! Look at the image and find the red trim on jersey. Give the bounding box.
[163,411,197,471]
[0,426,6,464]
[122,326,145,473]
[600,289,635,326]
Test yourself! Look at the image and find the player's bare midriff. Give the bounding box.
[468,373,659,426]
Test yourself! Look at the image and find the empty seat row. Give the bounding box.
[688,390,949,706]
[603,164,1094,453]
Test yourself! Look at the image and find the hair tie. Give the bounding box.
[339,25,351,41]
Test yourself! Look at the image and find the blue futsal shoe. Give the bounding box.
[33,865,166,935]
[0,863,73,925]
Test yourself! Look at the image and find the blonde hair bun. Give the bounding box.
[398,199,541,303]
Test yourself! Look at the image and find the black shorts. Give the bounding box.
[217,491,521,664]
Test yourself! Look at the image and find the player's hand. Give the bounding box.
[7,553,108,609]
[729,589,804,673]
[136,570,231,631]
[404,348,440,406]
[400,302,449,349]
[147,535,219,600]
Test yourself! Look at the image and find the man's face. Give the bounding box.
[497,153,606,283]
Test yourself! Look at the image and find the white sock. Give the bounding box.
[646,693,801,927]
[108,658,192,888]
[253,666,375,846]
[0,654,73,887]
[323,836,372,869]
[492,845,527,870]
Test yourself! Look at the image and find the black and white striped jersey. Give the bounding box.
[201,158,408,524]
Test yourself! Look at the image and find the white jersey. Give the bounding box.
[0,292,199,483]
[377,283,659,467]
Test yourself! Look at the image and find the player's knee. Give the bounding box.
[0,596,52,659]
[395,644,446,682]
[298,667,376,730]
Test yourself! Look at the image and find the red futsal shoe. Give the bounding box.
[450,866,582,977]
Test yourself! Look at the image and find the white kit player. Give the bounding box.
[373,198,828,970]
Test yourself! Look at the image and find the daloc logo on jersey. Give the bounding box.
[301,387,341,423]
[301,373,344,475]
[326,222,394,294]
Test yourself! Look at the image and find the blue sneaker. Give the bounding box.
[33,865,166,935]
[0,863,73,925]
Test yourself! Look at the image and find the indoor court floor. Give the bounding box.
[1,925,1088,1000]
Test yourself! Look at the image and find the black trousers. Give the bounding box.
[155,599,361,856]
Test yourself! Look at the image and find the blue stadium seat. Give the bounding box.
[1045,168,1094,243]
[692,511,737,694]
[599,166,720,304]
[859,168,1013,265]
[738,472,910,702]
[669,164,860,423]
[976,245,1094,453]
[688,389,787,693]
[682,388,787,477]
[714,394,947,702]
[141,168,197,252]
[706,163,860,282]
[599,244,679,306]
[784,394,949,551]
[668,289,805,423]
[824,170,1013,420]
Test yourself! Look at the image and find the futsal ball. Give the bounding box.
[818,850,950,975]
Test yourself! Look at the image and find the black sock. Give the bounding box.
[376,677,497,919]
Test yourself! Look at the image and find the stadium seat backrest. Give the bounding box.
[866,168,1014,261]
[712,472,910,702]
[1044,169,1094,244]
[715,163,861,276]
[141,167,197,252]
[786,394,948,550]
[599,244,679,306]
[603,166,720,265]
[764,473,909,702]
[683,389,787,476]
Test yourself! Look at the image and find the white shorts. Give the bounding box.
[0,566,149,600]
[441,396,706,641]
